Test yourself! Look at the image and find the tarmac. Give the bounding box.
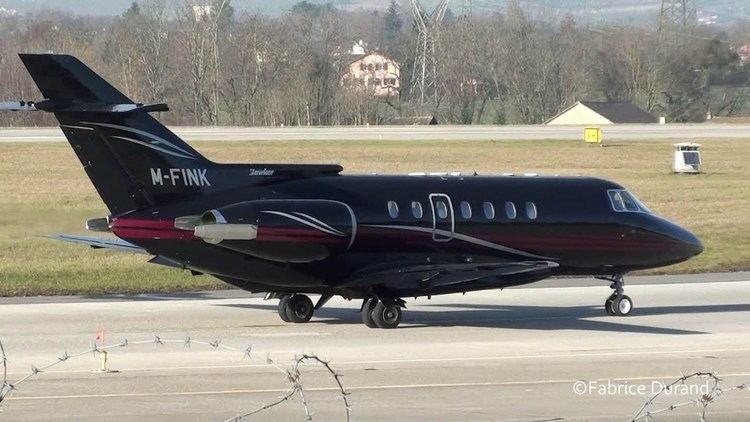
[1,272,749,421]
[1,123,750,142]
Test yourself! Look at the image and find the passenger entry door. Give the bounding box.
[429,193,454,242]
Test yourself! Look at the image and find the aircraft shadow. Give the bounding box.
[79,291,249,302]
[213,301,750,335]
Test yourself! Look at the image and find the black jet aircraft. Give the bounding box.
[3,54,703,328]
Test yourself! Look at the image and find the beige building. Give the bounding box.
[343,52,400,97]
[546,101,658,125]
[738,44,750,65]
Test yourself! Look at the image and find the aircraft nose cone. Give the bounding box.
[672,225,703,259]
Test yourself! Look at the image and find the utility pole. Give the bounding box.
[659,0,696,35]
[410,0,450,106]
[460,0,472,18]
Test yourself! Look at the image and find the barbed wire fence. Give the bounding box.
[0,336,351,422]
[630,371,748,421]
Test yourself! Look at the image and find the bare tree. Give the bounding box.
[0,1,748,126]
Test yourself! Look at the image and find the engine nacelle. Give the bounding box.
[194,199,355,263]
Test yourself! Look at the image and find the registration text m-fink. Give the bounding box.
[150,168,210,187]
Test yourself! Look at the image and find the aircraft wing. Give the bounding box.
[48,234,148,254]
[48,234,190,270]
[351,260,559,289]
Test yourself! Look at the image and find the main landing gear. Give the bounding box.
[361,297,404,329]
[276,293,332,323]
[273,293,406,328]
[278,294,314,323]
[599,274,633,316]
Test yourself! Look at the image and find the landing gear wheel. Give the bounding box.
[284,294,314,323]
[604,294,617,316]
[278,295,292,322]
[361,298,378,328]
[612,295,633,316]
[600,274,631,317]
[371,302,402,329]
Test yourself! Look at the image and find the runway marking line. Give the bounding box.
[7,345,750,377]
[7,372,750,402]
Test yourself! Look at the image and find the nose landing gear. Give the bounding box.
[599,274,633,316]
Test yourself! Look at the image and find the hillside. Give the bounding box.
[0,0,748,25]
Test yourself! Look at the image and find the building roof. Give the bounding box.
[347,51,400,68]
[547,100,658,124]
[347,53,366,63]
[580,101,658,123]
[387,116,438,125]
[581,101,658,123]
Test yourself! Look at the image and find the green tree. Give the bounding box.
[383,0,402,52]
[124,1,140,17]
[291,1,335,17]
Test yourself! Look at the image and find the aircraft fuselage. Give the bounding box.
[112,173,703,298]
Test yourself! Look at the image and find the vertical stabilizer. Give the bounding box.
[19,53,213,215]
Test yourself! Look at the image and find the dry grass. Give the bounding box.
[0,138,748,296]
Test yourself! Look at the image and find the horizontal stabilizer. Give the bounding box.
[0,100,170,115]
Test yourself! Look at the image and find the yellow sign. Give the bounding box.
[584,127,602,144]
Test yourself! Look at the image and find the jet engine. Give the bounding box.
[190,199,355,263]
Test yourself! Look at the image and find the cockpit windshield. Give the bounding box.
[607,189,651,213]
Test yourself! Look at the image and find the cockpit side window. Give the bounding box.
[608,191,626,211]
[607,189,649,213]
[620,192,639,211]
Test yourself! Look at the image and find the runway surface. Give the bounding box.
[1,123,750,142]
[1,273,749,421]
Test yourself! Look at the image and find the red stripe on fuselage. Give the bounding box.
[111,218,196,240]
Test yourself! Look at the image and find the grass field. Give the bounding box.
[1,138,748,296]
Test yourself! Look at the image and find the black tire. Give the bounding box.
[284,294,314,323]
[612,295,633,316]
[361,298,378,328]
[371,302,402,329]
[605,294,617,316]
[278,295,292,322]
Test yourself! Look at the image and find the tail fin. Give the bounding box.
[20,53,213,215]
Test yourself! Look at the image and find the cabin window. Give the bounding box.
[525,202,537,220]
[460,201,472,219]
[436,200,448,219]
[387,201,399,218]
[505,201,517,219]
[483,202,495,219]
[411,201,423,219]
